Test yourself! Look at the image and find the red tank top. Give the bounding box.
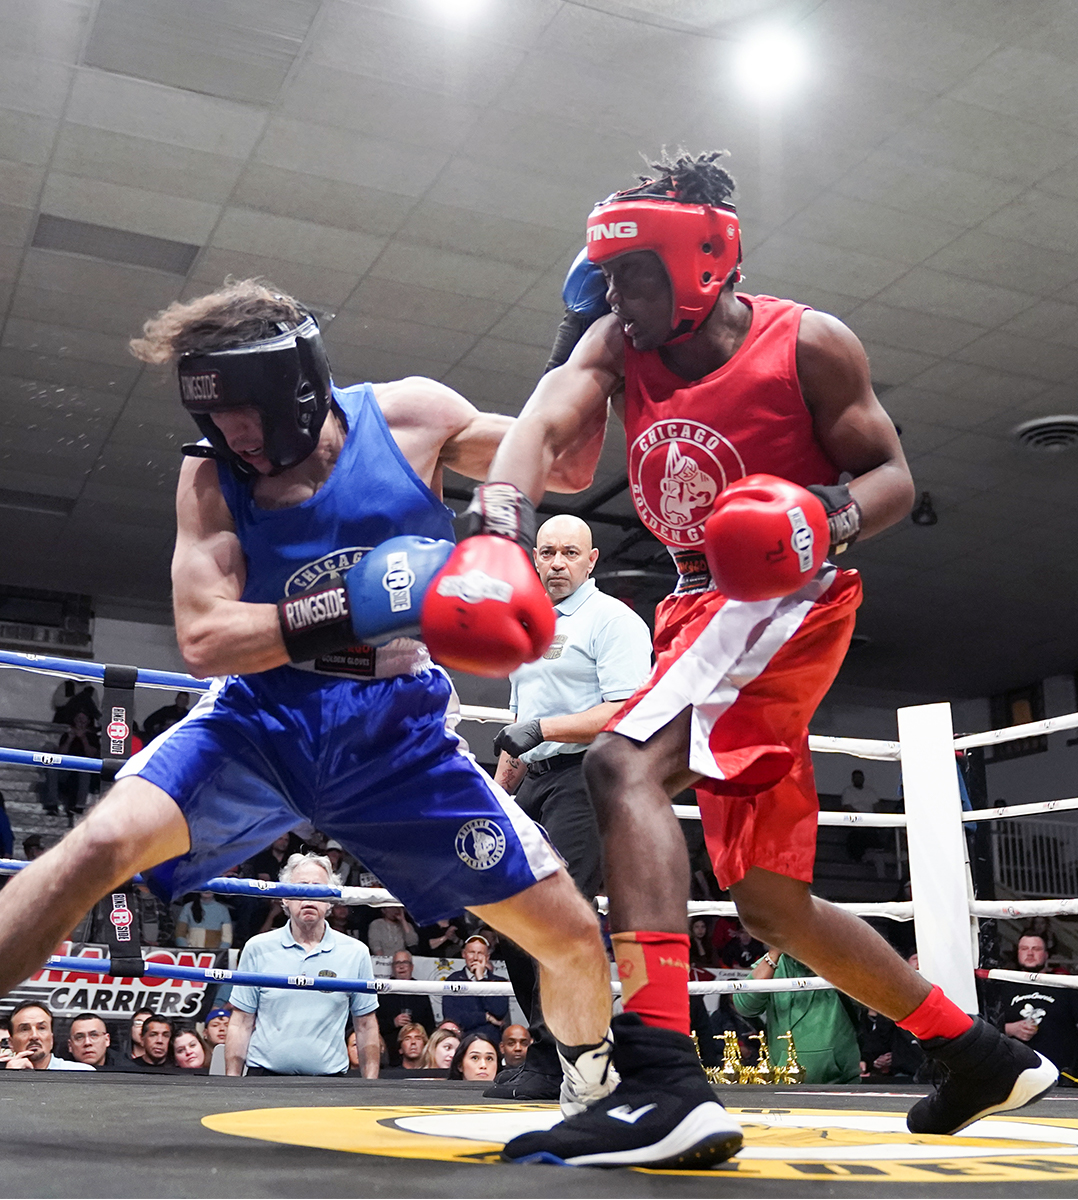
[623,294,839,549]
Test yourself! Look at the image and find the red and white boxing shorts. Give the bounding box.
[607,564,862,889]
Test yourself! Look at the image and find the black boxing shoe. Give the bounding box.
[907,1016,1058,1135]
[501,1013,742,1169]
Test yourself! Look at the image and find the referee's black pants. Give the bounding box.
[500,753,602,1072]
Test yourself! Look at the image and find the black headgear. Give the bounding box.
[178,315,333,479]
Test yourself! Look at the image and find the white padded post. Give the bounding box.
[897,702,978,1013]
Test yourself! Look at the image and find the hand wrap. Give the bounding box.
[806,483,862,554]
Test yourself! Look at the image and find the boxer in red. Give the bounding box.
[432,150,1057,1167]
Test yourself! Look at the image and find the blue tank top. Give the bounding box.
[217,383,454,606]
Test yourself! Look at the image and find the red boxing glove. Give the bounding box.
[704,474,829,602]
[421,536,556,677]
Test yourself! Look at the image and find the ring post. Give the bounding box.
[898,702,978,1013]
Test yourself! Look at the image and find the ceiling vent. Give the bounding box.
[1012,415,1078,452]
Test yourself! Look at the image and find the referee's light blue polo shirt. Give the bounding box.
[229,923,378,1075]
[509,577,653,765]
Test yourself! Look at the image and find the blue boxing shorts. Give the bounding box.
[117,665,560,923]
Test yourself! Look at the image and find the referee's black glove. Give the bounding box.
[493,719,544,758]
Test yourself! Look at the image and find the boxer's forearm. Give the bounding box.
[176,599,288,679]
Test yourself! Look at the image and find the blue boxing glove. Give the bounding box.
[544,249,612,373]
[277,535,454,661]
[562,247,610,318]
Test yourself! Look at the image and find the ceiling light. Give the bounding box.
[1012,415,1078,452]
[422,0,485,20]
[735,27,807,98]
[911,492,938,527]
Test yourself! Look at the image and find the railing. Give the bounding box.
[992,816,1078,900]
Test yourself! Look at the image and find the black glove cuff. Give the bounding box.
[277,575,355,662]
[807,483,862,554]
[454,483,538,552]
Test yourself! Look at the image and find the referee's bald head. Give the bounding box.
[534,515,598,602]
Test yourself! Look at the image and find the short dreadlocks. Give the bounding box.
[624,148,736,207]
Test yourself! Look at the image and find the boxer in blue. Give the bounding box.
[0,279,615,1112]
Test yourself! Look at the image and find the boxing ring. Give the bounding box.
[5,648,1078,1195]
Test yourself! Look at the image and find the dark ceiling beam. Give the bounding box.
[442,485,641,530]
[577,475,630,515]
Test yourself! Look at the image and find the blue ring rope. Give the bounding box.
[0,648,209,693]
[41,954,516,996]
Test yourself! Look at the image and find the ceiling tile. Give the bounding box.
[0,347,139,394]
[0,202,35,249]
[741,276,862,320]
[923,228,1078,296]
[328,345,457,387]
[0,52,73,118]
[309,2,527,105]
[53,125,245,205]
[1,319,133,369]
[486,306,562,350]
[952,331,1078,382]
[779,194,964,265]
[979,188,1078,257]
[998,300,1078,348]
[441,364,536,416]
[883,99,1078,184]
[84,0,318,105]
[66,70,267,158]
[3,0,91,65]
[948,46,1078,136]
[32,215,199,275]
[427,158,599,235]
[19,249,184,308]
[873,267,1036,325]
[857,341,939,387]
[369,241,537,305]
[395,201,577,272]
[230,165,408,239]
[748,233,907,300]
[831,152,1027,229]
[256,118,450,198]
[10,283,173,340]
[211,209,386,274]
[341,277,504,335]
[455,337,549,378]
[0,161,44,209]
[845,302,986,357]
[188,248,360,311]
[40,173,221,243]
[326,312,476,361]
[909,359,1050,409]
[0,109,59,168]
[280,61,481,151]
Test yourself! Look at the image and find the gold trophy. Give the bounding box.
[719,1030,742,1085]
[746,1031,775,1084]
[691,1029,728,1086]
[776,1030,805,1085]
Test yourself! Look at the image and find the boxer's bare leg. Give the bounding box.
[471,868,610,1047]
[731,868,930,1018]
[0,778,189,997]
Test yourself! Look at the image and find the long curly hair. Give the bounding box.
[129,278,306,365]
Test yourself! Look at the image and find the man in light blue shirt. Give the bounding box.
[225,854,379,1076]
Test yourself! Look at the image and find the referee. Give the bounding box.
[493,514,653,898]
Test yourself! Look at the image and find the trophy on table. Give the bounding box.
[746,1031,776,1084]
[776,1029,805,1085]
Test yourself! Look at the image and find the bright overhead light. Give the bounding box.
[735,27,807,98]
[423,0,486,20]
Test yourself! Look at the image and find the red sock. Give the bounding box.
[612,931,691,1037]
[896,984,974,1041]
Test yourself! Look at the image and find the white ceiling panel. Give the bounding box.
[1,319,135,370]
[874,267,1036,326]
[3,0,92,64]
[395,201,576,272]
[328,345,458,387]
[456,336,550,378]
[0,110,60,168]
[0,52,73,119]
[327,312,476,361]
[999,300,1078,348]
[952,331,1078,383]
[342,277,505,335]
[845,302,986,359]
[370,241,537,304]
[857,341,939,388]
[747,232,908,299]
[979,188,1078,257]
[187,248,360,311]
[256,118,450,197]
[53,126,247,205]
[66,71,268,158]
[231,165,408,239]
[0,203,35,250]
[39,174,222,244]
[924,229,1078,296]
[948,46,1078,136]
[780,193,964,265]
[210,209,386,274]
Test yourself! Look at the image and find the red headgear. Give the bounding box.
[585,191,741,343]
